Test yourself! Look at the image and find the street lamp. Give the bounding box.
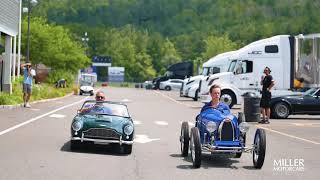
[81,32,89,56]
[23,0,38,63]
[79,32,90,83]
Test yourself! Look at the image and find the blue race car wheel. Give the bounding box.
[180,122,189,157]
[190,127,201,168]
[253,129,266,169]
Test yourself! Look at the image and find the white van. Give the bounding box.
[199,34,320,108]
[180,51,236,100]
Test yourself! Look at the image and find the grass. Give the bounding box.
[0,77,73,105]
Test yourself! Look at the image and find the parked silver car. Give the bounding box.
[159,79,184,91]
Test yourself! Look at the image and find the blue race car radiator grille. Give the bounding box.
[83,128,120,140]
[219,120,235,141]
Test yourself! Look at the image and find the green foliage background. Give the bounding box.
[20,17,91,74]
[27,0,320,80]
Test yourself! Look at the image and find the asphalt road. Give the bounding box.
[0,87,319,180]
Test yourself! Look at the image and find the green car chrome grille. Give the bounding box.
[83,128,120,140]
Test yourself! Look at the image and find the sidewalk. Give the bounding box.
[0,93,74,109]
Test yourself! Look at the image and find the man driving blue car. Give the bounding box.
[201,84,230,113]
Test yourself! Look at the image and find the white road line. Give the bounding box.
[30,108,40,111]
[292,123,320,127]
[133,120,142,125]
[134,134,160,144]
[256,125,320,145]
[292,123,305,126]
[153,91,198,108]
[49,114,66,118]
[155,121,168,126]
[188,122,195,126]
[0,97,89,137]
[121,99,132,103]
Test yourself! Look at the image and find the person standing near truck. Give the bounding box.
[259,67,275,124]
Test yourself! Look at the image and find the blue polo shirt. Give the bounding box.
[201,101,230,114]
[23,68,33,85]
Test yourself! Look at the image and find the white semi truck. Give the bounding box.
[198,34,320,108]
[180,51,236,101]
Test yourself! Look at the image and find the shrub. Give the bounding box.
[46,70,75,86]
[0,80,73,105]
[0,93,18,105]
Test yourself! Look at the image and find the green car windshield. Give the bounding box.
[80,101,130,118]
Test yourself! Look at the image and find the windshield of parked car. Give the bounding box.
[80,81,92,86]
[80,101,130,117]
[303,88,318,96]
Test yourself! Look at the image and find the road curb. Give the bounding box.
[0,92,74,109]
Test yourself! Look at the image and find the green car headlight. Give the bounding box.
[72,120,83,131]
[124,124,134,135]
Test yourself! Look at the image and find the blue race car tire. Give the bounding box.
[180,122,189,157]
[190,127,201,168]
[253,129,266,169]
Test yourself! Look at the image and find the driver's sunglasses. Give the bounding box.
[95,96,105,100]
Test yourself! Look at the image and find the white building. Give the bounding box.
[0,0,20,93]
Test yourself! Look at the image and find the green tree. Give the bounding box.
[160,39,181,72]
[201,35,238,62]
[21,17,90,73]
[96,26,156,81]
[32,0,320,79]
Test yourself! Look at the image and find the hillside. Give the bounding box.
[30,0,320,79]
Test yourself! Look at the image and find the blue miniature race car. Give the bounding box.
[180,107,266,168]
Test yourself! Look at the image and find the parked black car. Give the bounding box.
[152,76,169,89]
[270,88,320,118]
[152,61,193,89]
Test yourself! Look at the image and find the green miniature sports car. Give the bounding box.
[70,100,134,154]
